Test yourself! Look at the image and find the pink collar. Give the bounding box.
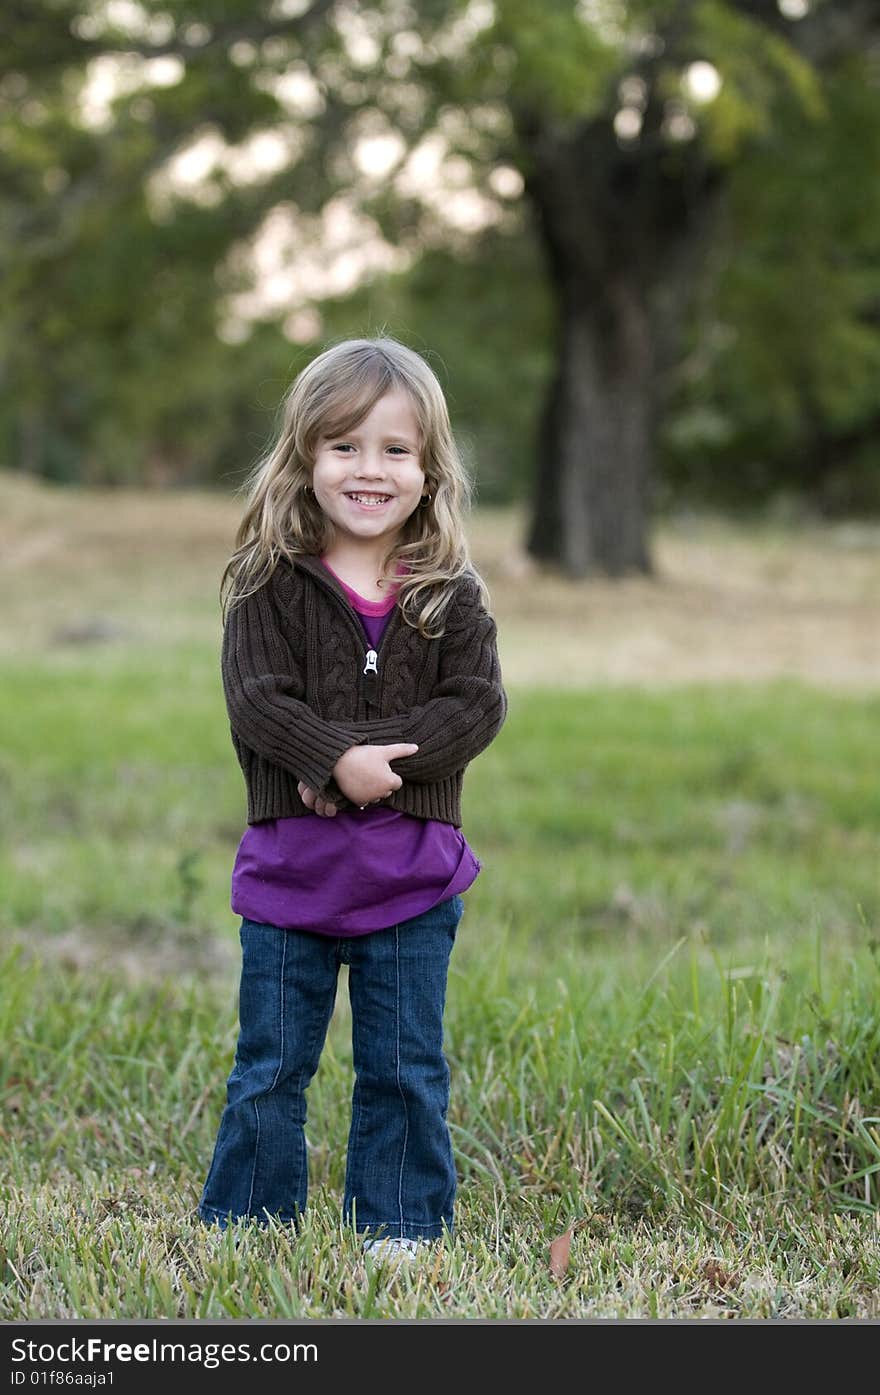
[318,556,408,614]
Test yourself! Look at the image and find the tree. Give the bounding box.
[443,0,880,573]
[2,1,879,569]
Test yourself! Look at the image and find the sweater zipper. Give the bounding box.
[362,607,402,713]
[303,563,402,717]
[363,645,379,711]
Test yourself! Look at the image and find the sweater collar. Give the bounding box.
[288,552,407,661]
[288,550,362,609]
[290,551,406,606]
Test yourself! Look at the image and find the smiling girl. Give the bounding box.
[197,336,508,1260]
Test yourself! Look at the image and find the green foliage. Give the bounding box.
[0,1,330,485]
[481,0,621,123]
[687,0,826,161]
[661,48,880,513]
[2,1,880,515]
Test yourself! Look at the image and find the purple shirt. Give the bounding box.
[229,557,481,936]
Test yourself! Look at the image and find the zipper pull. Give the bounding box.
[363,648,378,675]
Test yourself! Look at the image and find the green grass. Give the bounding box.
[2,647,879,1318]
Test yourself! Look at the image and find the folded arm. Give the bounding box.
[222,574,507,805]
[341,606,508,784]
[221,580,374,797]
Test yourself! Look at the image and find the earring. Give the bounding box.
[419,493,431,506]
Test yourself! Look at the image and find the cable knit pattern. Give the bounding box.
[380,619,425,715]
[306,585,355,723]
[221,552,508,827]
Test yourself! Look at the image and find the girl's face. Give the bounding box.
[311,387,427,554]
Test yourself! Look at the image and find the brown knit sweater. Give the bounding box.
[220,552,508,827]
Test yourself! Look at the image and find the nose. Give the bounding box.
[353,456,389,479]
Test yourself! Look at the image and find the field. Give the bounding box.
[2,469,879,1320]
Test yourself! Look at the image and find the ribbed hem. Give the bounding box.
[243,759,464,827]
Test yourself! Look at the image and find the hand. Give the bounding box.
[297,781,339,817]
[296,780,392,815]
[332,742,419,807]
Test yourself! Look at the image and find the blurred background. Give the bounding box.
[4,0,880,670]
[3,1,880,1319]
[4,1,880,510]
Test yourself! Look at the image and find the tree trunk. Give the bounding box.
[528,279,655,576]
[517,106,722,577]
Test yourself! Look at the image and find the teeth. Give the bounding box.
[348,494,390,505]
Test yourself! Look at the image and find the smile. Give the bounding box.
[345,493,393,508]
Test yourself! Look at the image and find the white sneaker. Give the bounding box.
[363,1236,427,1263]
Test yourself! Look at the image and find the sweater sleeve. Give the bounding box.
[336,585,508,784]
[221,578,373,797]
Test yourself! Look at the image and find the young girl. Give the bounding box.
[198,335,508,1256]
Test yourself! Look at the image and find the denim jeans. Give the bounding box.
[198,893,463,1241]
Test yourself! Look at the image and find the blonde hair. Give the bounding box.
[220,335,491,639]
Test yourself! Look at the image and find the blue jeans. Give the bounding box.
[198,893,463,1241]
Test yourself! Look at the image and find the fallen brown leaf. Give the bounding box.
[549,1229,572,1277]
[702,1259,737,1291]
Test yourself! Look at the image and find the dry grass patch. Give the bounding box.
[2,469,879,685]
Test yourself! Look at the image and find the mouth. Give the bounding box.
[344,492,394,509]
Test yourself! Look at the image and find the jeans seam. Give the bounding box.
[394,925,409,1235]
[246,928,287,1215]
[301,942,342,1208]
[345,982,364,1212]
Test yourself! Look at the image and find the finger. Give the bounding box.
[382,743,419,757]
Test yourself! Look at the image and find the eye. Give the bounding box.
[329,442,411,455]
